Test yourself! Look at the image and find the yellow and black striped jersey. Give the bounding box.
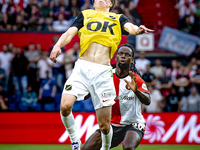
[70,9,130,59]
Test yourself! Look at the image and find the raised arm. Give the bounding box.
[124,22,154,35]
[124,71,151,105]
[50,27,78,63]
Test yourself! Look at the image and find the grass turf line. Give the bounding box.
[0,144,200,150]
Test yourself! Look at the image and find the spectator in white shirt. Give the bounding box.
[37,50,53,84]
[0,45,13,91]
[150,59,163,79]
[135,51,151,76]
[0,45,13,76]
[143,85,163,112]
[52,13,71,32]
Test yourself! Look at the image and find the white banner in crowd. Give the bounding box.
[158,26,200,56]
[136,33,154,51]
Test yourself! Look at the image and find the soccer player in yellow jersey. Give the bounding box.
[50,0,153,150]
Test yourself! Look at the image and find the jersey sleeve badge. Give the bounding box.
[142,83,148,91]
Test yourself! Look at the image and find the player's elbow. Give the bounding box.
[142,96,151,106]
[144,98,151,106]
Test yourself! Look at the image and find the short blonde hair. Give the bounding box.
[92,0,116,12]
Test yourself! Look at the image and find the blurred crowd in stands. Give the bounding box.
[176,0,200,35]
[0,40,87,112]
[0,0,200,112]
[0,0,200,36]
[0,41,200,112]
[0,0,141,32]
[136,49,200,113]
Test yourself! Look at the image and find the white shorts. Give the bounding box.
[62,59,116,110]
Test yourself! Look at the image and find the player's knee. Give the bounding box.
[99,123,110,135]
[60,107,71,116]
[123,144,135,150]
[60,103,72,116]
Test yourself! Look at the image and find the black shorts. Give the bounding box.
[97,124,144,148]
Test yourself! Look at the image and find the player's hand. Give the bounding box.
[136,25,154,34]
[49,45,62,63]
[124,71,137,92]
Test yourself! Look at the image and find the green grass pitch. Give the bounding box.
[0,144,200,150]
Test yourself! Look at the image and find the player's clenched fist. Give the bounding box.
[49,45,61,63]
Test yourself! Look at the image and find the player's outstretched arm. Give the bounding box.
[81,131,102,150]
[124,22,154,35]
[124,72,151,105]
[50,27,78,63]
